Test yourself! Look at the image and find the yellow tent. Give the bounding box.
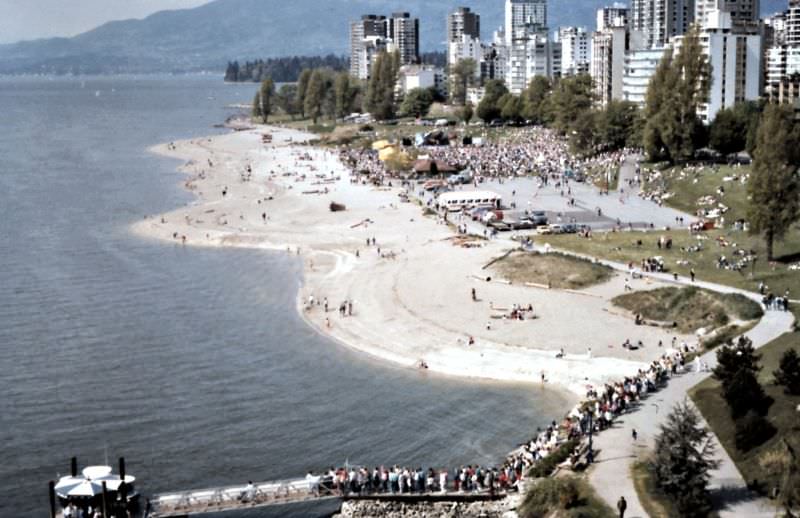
[378,146,399,161]
[372,140,391,151]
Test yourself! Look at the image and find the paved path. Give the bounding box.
[574,257,796,517]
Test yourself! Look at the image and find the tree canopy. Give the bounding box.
[747,103,800,261]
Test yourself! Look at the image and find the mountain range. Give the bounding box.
[0,0,787,74]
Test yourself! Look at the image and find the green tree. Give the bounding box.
[597,100,639,152]
[708,102,760,156]
[276,84,299,120]
[773,348,800,395]
[399,87,434,118]
[650,401,719,517]
[304,70,325,124]
[332,72,360,120]
[364,51,400,120]
[569,109,600,155]
[500,93,523,123]
[297,69,313,118]
[258,78,275,123]
[252,91,262,121]
[449,58,477,105]
[748,103,800,261]
[460,102,474,124]
[547,74,594,135]
[714,336,769,418]
[521,76,552,124]
[643,27,711,163]
[476,79,508,122]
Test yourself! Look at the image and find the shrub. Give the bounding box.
[527,439,579,478]
[773,348,800,395]
[520,477,580,518]
[734,411,777,452]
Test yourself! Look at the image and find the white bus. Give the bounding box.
[436,190,502,212]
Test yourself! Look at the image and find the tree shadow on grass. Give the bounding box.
[774,250,800,264]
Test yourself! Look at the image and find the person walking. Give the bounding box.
[631,428,638,441]
[617,496,627,518]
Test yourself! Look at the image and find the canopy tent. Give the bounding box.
[413,159,458,175]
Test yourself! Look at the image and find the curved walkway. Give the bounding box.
[538,244,796,517]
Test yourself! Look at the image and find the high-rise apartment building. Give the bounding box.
[592,26,629,105]
[696,0,759,31]
[558,26,590,76]
[505,0,548,45]
[631,0,694,48]
[622,47,668,105]
[350,15,388,79]
[789,0,800,46]
[672,10,761,122]
[597,3,630,30]
[388,13,420,66]
[448,7,480,43]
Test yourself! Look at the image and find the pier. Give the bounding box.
[146,478,508,517]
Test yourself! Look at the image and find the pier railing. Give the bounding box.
[147,477,338,517]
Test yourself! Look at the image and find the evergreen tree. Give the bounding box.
[598,100,639,152]
[252,91,262,121]
[773,348,800,395]
[476,79,508,122]
[258,78,275,123]
[521,76,552,125]
[650,401,719,517]
[714,336,769,418]
[297,69,313,118]
[449,58,477,105]
[304,70,325,124]
[569,109,600,155]
[748,103,800,261]
[642,49,675,161]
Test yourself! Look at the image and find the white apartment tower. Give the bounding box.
[505,0,548,45]
[350,15,388,79]
[592,27,629,105]
[448,7,482,77]
[631,0,695,48]
[672,10,762,122]
[696,0,760,32]
[597,4,630,30]
[559,26,590,76]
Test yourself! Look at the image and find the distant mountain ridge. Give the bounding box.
[0,0,787,74]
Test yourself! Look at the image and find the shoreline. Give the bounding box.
[132,124,698,397]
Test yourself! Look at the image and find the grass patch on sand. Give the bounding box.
[689,332,800,497]
[494,251,614,290]
[612,286,763,334]
[519,475,616,518]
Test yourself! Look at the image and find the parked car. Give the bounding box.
[448,172,473,185]
[510,219,536,230]
[423,179,447,191]
[536,225,552,235]
[527,210,548,225]
[489,119,504,127]
[488,220,511,231]
[548,224,564,234]
[562,223,578,234]
[482,210,503,224]
[471,207,491,221]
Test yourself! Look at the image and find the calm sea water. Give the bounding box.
[0,75,572,517]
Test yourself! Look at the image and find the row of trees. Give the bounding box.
[225,55,348,83]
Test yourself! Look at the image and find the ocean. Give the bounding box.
[0,75,572,517]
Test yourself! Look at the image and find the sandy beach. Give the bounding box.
[132,125,696,395]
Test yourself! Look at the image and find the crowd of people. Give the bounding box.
[338,128,631,188]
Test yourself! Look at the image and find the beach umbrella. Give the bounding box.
[64,479,105,497]
[54,476,87,495]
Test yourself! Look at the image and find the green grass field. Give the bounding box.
[494,251,615,290]
[612,286,763,334]
[689,332,800,496]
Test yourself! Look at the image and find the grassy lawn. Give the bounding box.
[493,251,615,290]
[519,475,616,518]
[612,286,763,334]
[548,161,800,310]
[631,461,685,518]
[689,332,800,495]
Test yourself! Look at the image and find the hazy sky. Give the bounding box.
[0,0,212,44]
